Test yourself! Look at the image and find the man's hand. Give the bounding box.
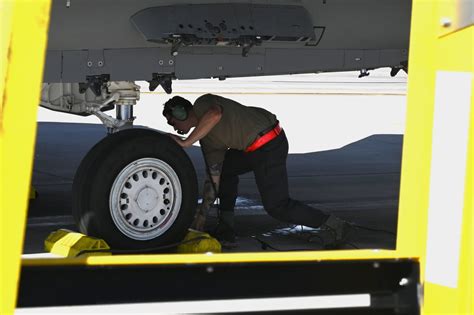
[168,133,192,148]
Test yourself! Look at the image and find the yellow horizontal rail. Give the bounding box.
[23,249,411,267]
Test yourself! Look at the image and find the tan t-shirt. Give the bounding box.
[193,94,277,166]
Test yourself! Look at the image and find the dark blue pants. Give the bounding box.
[218,131,329,228]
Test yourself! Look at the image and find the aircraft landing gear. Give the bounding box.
[72,128,198,249]
[42,80,198,249]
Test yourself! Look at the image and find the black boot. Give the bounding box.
[212,210,237,247]
[321,215,353,248]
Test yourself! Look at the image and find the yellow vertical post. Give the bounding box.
[0,0,51,313]
[397,0,472,313]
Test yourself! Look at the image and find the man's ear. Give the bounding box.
[210,104,223,114]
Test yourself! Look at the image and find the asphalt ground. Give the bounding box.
[25,122,401,254]
[26,70,406,255]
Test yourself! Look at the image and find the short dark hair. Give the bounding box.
[163,96,193,117]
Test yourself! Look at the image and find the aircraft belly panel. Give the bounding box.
[104,48,176,79]
[175,53,265,79]
[43,47,408,82]
[43,51,62,82]
[62,51,89,82]
[130,4,315,44]
[44,0,411,82]
[47,0,411,50]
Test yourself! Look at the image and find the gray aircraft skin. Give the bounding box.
[38,0,412,250]
[44,0,411,83]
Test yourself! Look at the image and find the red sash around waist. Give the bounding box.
[245,123,282,153]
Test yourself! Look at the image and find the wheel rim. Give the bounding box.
[109,158,182,240]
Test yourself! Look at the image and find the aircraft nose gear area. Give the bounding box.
[109,158,182,241]
[72,128,197,249]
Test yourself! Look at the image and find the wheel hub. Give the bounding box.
[109,158,182,241]
[136,186,159,212]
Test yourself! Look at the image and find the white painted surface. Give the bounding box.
[425,71,472,288]
[36,69,407,153]
[17,294,371,314]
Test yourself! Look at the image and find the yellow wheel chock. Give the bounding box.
[44,229,111,258]
[177,229,222,254]
[45,229,221,258]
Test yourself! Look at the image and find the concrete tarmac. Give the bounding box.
[26,70,405,254]
[26,123,401,254]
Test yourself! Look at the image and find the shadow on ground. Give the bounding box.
[26,122,402,253]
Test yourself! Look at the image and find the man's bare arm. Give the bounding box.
[192,162,222,231]
[183,104,222,147]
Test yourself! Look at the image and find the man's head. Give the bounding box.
[163,96,194,135]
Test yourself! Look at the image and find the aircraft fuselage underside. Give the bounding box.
[43,0,412,83]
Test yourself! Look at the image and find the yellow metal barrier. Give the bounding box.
[0,0,52,314]
[1,0,472,313]
[398,0,472,313]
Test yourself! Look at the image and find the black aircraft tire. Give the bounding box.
[72,129,155,235]
[72,128,198,249]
